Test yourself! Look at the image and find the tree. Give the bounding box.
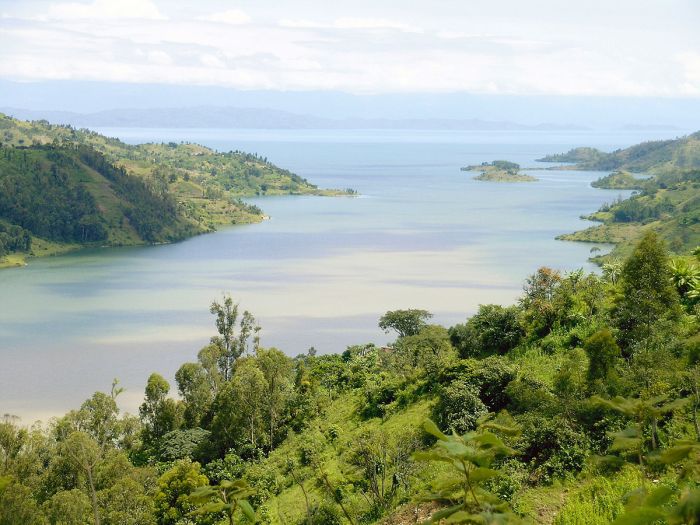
[434,380,487,434]
[584,328,621,385]
[392,325,455,379]
[175,363,213,428]
[139,374,182,445]
[256,348,293,449]
[154,459,209,525]
[614,231,681,354]
[520,267,562,336]
[43,489,93,525]
[378,309,433,338]
[211,360,268,455]
[209,296,258,381]
[449,305,523,358]
[60,432,102,525]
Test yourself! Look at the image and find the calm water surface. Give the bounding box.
[0,129,685,420]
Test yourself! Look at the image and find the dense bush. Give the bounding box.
[449,304,524,358]
[434,379,487,433]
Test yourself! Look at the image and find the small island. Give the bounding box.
[461,160,538,182]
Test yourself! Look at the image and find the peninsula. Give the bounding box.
[0,114,353,268]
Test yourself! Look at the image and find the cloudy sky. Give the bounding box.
[1,0,699,97]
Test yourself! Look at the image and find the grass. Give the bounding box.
[257,392,437,525]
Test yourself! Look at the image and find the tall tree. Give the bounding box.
[209,295,258,381]
[614,231,681,355]
[378,309,433,339]
[139,374,182,445]
[256,348,293,449]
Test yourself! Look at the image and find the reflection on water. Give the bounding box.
[2,128,679,421]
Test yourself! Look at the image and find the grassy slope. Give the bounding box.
[252,340,637,524]
[257,392,439,524]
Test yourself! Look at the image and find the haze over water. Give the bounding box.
[0,128,683,421]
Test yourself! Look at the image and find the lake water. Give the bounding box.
[0,128,685,421]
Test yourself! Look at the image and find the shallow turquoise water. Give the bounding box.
[0,128,683,420]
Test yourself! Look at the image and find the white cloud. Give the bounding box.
[199,53,226,68]
[147,50,173,65]
[196,9,250,25]
[0,0,698,97]
[333,17,422,33]
[46,0,165,20]
[279,16,422,33]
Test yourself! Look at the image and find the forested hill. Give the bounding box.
[537,131,700,173]
[0,114,347,266]
[0,144,199,257]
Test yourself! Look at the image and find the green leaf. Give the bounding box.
[612,507,667,525]
[424,419,448,441]
[240,500,256,523]
[469,467,501,483]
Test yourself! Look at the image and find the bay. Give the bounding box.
[0,128,684,421]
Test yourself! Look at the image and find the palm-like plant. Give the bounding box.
[669,259,700,298]
[189,479,256,525]
[602,259,623,285]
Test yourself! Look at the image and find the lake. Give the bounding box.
[0,128,684,421]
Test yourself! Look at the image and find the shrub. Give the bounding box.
[518,415,590,484]
[434,380,487,434]
[449,305,524,358]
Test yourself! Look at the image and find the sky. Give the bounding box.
[1,0,700,97]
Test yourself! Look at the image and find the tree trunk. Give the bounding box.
[86,467,101,525]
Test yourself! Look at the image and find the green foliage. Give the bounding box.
[157,428,211,463]
[583,328,621,386]
[9,231,700,525]
[414,417,524,524]
[518,415,590,483]
[378,309,433,338]
[614,231,681,353]
[140,374,183,446]
[434,380,488,434]
[449,305,524,358]
[154,459,210,525]
[189,479,256,525]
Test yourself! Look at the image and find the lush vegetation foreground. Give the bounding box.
[2,231,700,524]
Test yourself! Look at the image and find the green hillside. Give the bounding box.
[538,132,700,173]
[541,132,700,261]
[2,232,699,525]
[0,114,349,267]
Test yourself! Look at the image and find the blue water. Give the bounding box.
[1,128,683,421]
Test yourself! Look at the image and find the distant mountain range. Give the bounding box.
[0,106,590,131]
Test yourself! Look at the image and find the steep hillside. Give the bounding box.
[540,132,700,260]
[0,144,204,262]
[538,132,700,173]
